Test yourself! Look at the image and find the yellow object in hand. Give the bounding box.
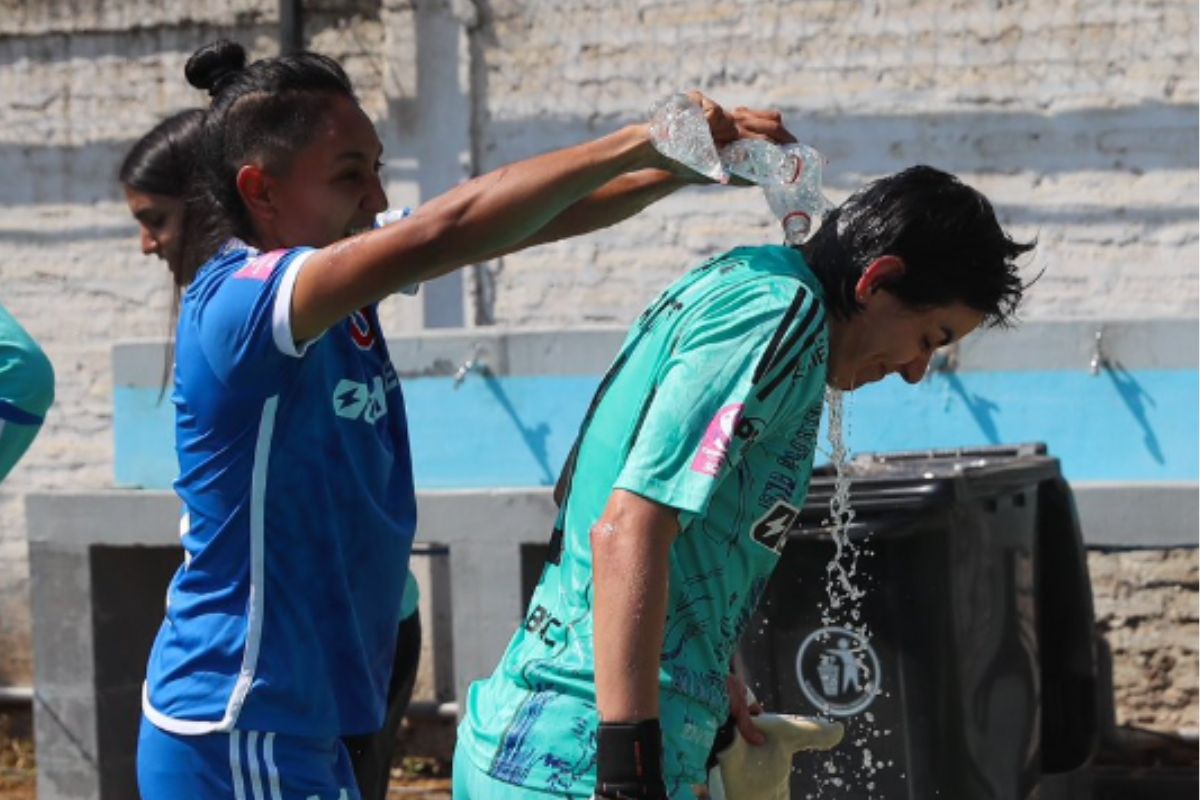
[707,713,844,800]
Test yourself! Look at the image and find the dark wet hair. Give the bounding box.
[180,39,357,276]
[801,165,1035,326]
[119,108,204,198]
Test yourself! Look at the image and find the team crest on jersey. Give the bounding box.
[348,309,376,349]
[734,415,766,444]
[233,250,285,281]
[752,500,799,552]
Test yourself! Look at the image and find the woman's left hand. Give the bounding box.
[728,105,798,146]
[664,93,799,184]
[726,672,766,746]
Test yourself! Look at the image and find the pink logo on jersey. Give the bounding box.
[691,403,744,476]
[234,250,286,281]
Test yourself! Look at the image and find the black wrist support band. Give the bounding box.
[595,719,667,799]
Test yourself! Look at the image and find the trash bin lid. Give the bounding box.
[792,443,1062,540]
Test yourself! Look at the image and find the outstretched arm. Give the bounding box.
[509,104,799,253]
[291,123,659,340]
[290,98,797,341]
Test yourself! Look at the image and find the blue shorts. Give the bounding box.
[138,717,361,800]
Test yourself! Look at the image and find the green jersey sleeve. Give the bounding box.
[613,276,826,516]
[0,303,55,481]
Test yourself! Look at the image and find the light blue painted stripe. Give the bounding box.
[402,376,596,489]
[833,369,1198,483]
[113,388,176,489]
[114,368,1198,489]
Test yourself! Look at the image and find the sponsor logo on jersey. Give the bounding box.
[332,376,388,423]
[795,625,881,717]
[691,403,744,476]
[751,500,799,552]
[233,249,286,281]
[523,603,564,648]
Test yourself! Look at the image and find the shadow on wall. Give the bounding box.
[1103,361,1164,465]
[0,100,1196,207]
[943,372,1002,446]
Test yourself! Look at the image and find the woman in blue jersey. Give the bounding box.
[121,110,422,800]
[135,39,795,799]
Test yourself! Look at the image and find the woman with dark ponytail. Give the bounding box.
[136,38,795,799]
[122,106,422,800]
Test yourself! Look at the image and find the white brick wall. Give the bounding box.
[0,0,274,35]
[475,0,1198,325]
[0,0,1196,734]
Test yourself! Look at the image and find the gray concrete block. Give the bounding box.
[1073,483,1199,547]
[26,492,181,548]
[28,545,93,690]
[37,760,100,800]
[410,543,455,704]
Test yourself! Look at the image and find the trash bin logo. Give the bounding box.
[795,626,881,717]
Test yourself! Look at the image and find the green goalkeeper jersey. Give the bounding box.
[0,302,54,481]
[458,245,830,797]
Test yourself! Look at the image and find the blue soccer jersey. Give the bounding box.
[143,241,417,738]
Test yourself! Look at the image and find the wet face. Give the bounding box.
[827,257,985,390]
[258,93,389,249]
[124,186,186,271]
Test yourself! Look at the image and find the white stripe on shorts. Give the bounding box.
[246,731,266,800]
[230,731,248,800]
[263,733,283,800]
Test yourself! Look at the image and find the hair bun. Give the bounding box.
[185,40,248,97]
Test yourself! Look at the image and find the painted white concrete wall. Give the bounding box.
[474,0,1198,326]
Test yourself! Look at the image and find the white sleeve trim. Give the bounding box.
[271,250,318,358]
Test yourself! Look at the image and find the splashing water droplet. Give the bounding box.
[809,390,898,799]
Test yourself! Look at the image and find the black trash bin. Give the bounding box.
[737,444,1099,800]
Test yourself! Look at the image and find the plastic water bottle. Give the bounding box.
[647,93,832,244]
[765,183,833,244]
[725,140,831,244]
[719,139,802,185]
[374,208,420,296]
[375,208,411,227]
[762,144,834,245]
[648,93,728,183]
